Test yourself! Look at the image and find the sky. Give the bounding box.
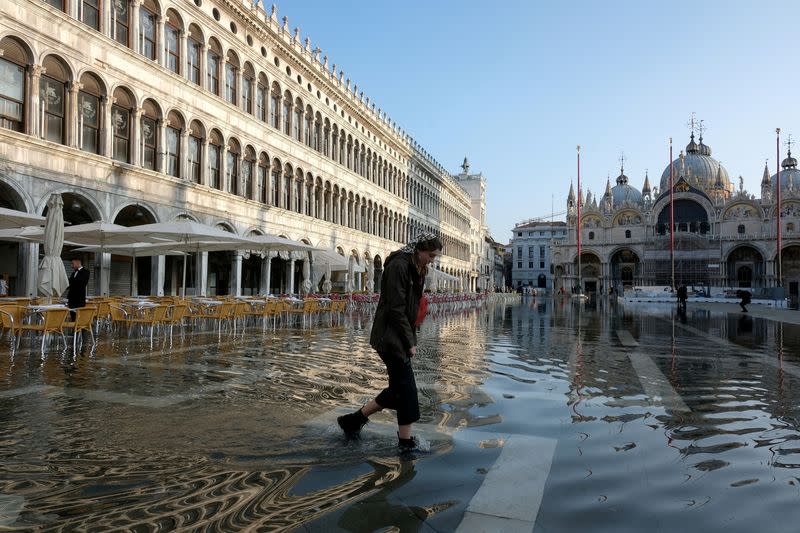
[277,0,800,243]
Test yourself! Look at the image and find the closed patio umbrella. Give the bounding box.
[347,255,355,293]
[322,261,332,294]
[301,256,312,295]
[0,207,45,229]
[365,258,375,293]
[37,194,69,299]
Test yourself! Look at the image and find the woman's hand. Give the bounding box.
[409,346,417,357]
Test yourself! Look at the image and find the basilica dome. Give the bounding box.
[659,134,732,193]
[771,151,800,191]
[611,170,643,206]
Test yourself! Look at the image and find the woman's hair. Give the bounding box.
[415,236,443,253]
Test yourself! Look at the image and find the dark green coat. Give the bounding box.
[369,250,423,360]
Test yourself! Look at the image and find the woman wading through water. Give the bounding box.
[338,233,443,453]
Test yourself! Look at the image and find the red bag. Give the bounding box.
[415,295,429,327]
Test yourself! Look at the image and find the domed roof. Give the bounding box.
[771,150,800,191]
[611,169,643,206]
[660,134,732,193]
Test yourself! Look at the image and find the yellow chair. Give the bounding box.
[17,307,69,353]
[63,306,97,353]
[128,304,169,345]
[0,305,25,342]
[289,299,319,328]
[164,304,190,336]
[206,302,234,334]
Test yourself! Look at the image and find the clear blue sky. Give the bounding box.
[278,0,800,243]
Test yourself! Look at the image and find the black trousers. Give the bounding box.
[375,351,420,426]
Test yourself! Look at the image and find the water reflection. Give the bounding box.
[2,300,800,531]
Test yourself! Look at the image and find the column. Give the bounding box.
[219,145,228,192]
[179,130,189,179]
[98,252,111,296]
[178,30,187,78]
[131,256,138,297]
[131,0,142,55]
[27,65,44,137]
[156,15,165,66]
[230,251,242,296]
[132,107,144,166]
[100,95,112,157]
[158,118,168,173]
[196,251,208,296]
[151,254,165,296]
[23,242,38,297]
[198,44,207,91]
[288,257,296,294]
[68,81,82,148]
[200,137,209,186]
[260,253,272,295]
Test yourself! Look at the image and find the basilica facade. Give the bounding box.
[0,0,482,296]
[552,132,800,299]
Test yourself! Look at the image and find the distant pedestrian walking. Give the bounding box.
[337,233,442,454]
[677,285,688,310]
[736,289,751,313]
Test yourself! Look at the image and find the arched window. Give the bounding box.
[625,229,631,239]
[588,231,595,240]
[206,38,222,96]
[140,99,160,170]
[208,129,223,189]
[331,124,338,161]
[241,63,254,114]
[111,87,134,163]
[226,138,240,195]
[0,37,29,133]
[112,0,130,47]
[788,222,795,233]
[314,112,322,152]
[165,110,183,178]
[257,152,268,203]
[282,163,292,208]
[256,74,267,122]
[323,119,330,156]
[242,146,255,199]
[292,97,302,141]
[187,25,203,86]
[352,141,359,173]
[269,82,280,129]
[270,158,281,206]
[346,136,353,169]
[304,173,312,215]
[78,72,104,154]
[40,56,69,145]
[81,0,100,30]
[282,90,291,135]
[737,224,745,235]
[294,168,303,213]
[164,10,183,74]
[188,120,204,183]
[224,51,239,105]
[304,105,313,147]
[138,0,158,61]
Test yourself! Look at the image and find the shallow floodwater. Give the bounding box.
[1,298,800,532]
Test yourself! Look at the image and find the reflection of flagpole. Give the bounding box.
[670,137,675,291]
[577,145,582,295]
[777,128,782,287]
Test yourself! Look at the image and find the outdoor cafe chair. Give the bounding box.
[289,299,319,328]
[164,304,190,337]
[107,304,130,333]
[128,304,169,345]
[0,305,25,344]
[62,306,97,354]
[17,307,69,353]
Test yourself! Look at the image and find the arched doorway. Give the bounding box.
[610,248,640,291]
[781,245,800,304]
[0,180,28,296]
[573,252,601,293]
[537,273,547,289]
[726,246,764,289]
[112,204,156,295]
[43,192,101,295]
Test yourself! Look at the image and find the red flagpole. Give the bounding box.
[577,145,582,295]
[669,137,674,290]
[777,128,782,286]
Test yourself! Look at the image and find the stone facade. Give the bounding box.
[510,221,567,291]
[0,0,480,296]
[551,132,800,298]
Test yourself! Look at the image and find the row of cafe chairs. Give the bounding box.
[0,303,97,355]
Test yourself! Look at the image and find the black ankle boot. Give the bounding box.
[398,435,420,454]
[337,409,369,437]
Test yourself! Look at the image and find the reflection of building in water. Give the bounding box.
[0,2,486,297]
[552,127,800,299]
